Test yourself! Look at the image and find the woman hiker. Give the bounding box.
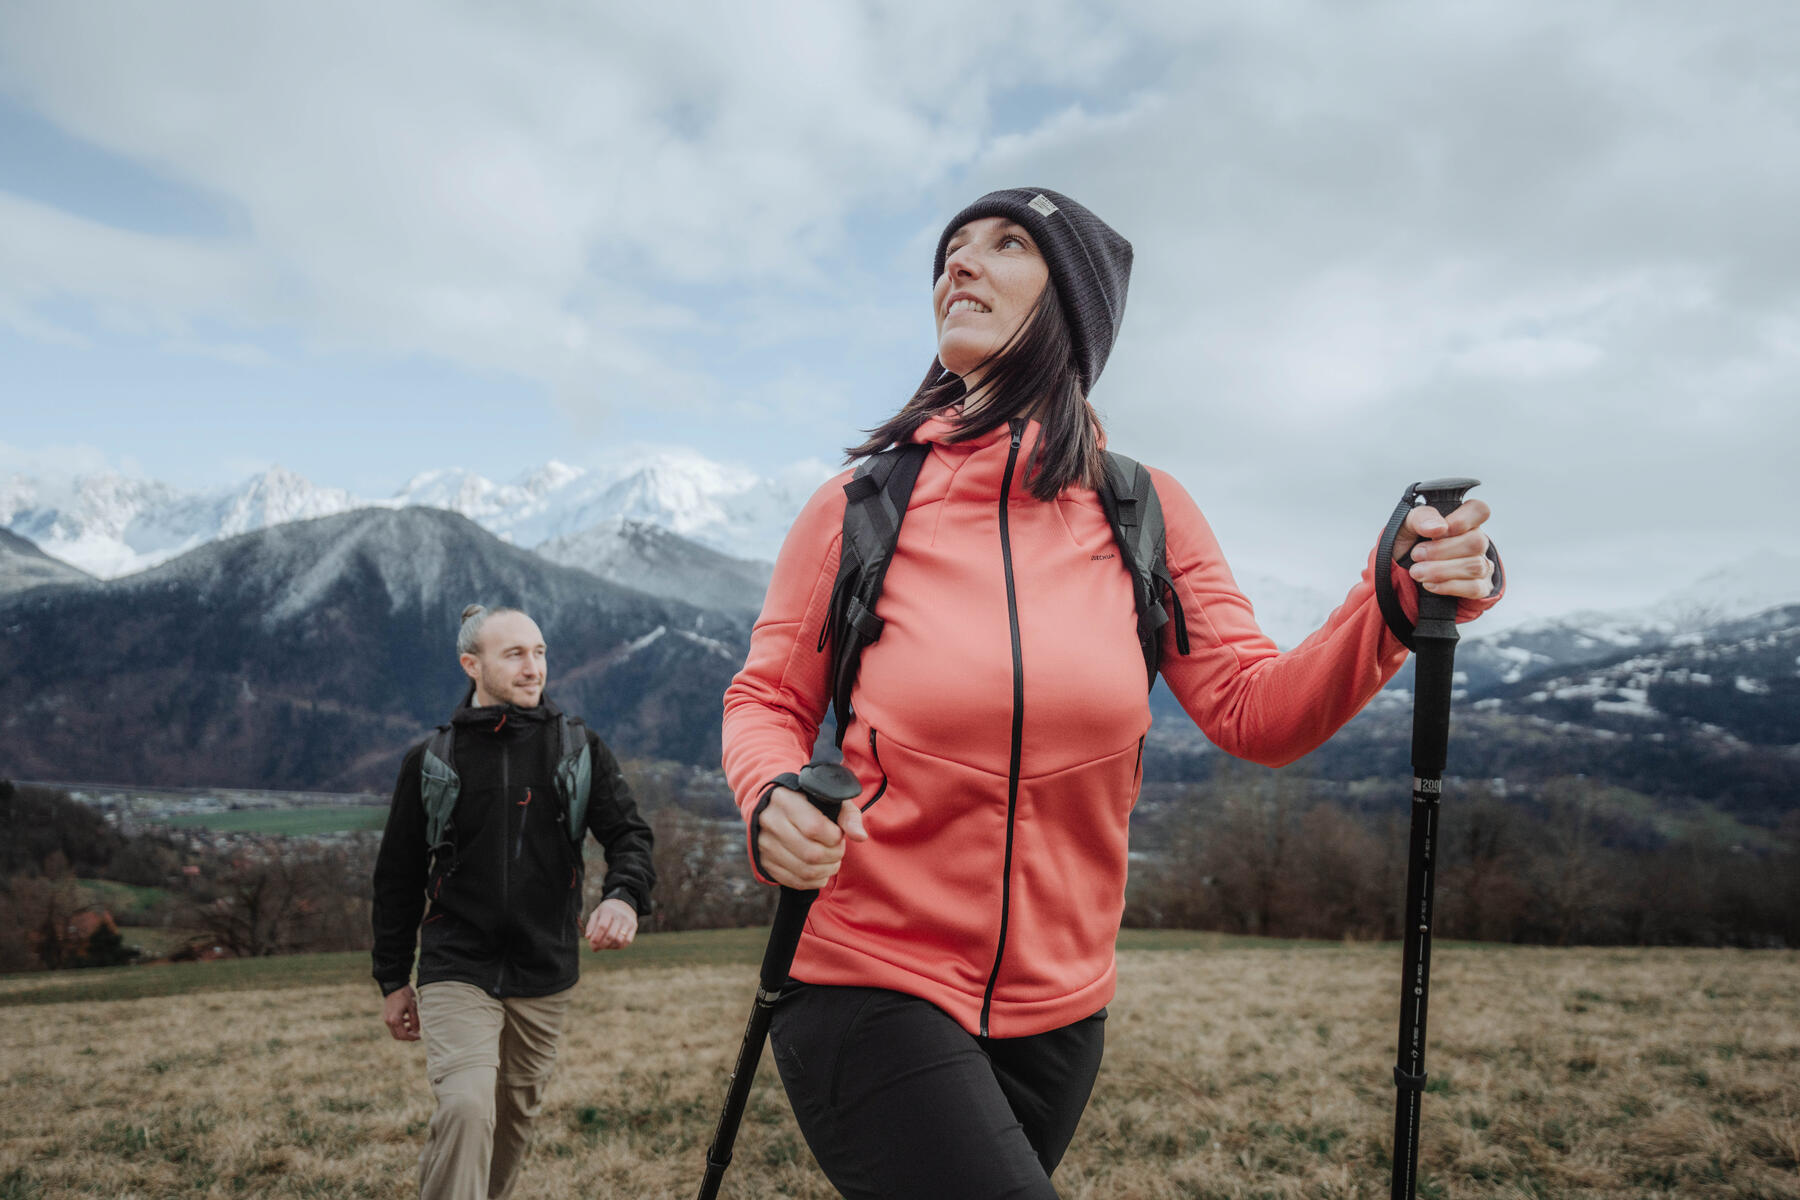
[720,187,1503,1199]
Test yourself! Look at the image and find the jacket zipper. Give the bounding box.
[861,727,889,812]
[980,418,1026,1037]
[515,787,531,860]
[494,733,510,996]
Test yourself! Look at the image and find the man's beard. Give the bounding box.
[480,670,542,708]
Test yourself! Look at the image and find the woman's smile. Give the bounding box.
[933,216,1048,378]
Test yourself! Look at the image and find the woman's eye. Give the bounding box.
[1000,234,1024,250]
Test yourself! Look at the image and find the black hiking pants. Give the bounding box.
[770,983,1106,1199]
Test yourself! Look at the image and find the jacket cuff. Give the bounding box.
[601,887,645,915]
[378,977,411,996]
[748,773,800,885]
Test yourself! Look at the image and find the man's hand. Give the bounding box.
[1392,499,1496,601]
[585,897,639,950]
[756,786,869,890]
[383,984,420,1041]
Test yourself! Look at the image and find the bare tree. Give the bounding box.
[643,808,774,932]
[1436,783,1531,942]
[190,839,374,957]
[1531,777,1621,945]
[0,853,91,970]
[1201,770,1307,936]
[1124,784,1219,929]
[1288,803,1388,940]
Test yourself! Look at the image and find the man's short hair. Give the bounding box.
[457,604,527,656]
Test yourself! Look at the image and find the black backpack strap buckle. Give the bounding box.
[844,595,885,641]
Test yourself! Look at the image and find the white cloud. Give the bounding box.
[1,1,1797,614]
[0,0,1125,410]
[0,439,138,483]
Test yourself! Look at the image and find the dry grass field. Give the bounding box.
[2,931,1796,1199]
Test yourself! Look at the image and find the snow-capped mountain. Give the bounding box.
[1486,603,1800,747]
[1450,552,1800,694]
[3,452,835,581]
[537,518,773,616]
[0,467,360,578]
[1651,553,1800,629]
[1,473,189,578]
[389,460,588,543]
[393,450,830,559]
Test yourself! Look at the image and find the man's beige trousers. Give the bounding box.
[417,981,573,1200]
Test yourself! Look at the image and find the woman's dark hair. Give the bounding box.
[845,278,1105,500]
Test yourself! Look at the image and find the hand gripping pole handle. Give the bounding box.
[759,762,862,993]
[698,761,863,1200]
[1375,477,1481,651]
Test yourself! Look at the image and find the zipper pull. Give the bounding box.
[1009,417,1023,448]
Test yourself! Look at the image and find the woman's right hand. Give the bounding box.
[757,785,869,890]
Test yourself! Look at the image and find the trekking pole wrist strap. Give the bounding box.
[1375,483,1422,652]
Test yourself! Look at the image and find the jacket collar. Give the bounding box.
[452,692,560,732]
[907,407,1046,500]
[910,406,1036,450]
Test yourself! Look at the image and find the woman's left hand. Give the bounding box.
[1392,499,1495,600]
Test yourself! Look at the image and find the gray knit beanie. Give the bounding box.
[932,187,1133,391]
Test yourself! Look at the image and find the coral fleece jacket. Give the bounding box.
[721,414,1500,1038]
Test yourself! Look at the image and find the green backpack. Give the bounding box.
[420,713,593,853]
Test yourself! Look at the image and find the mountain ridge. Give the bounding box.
[0,508,750,789]
[3,452,833,580]
[0,528,92,595]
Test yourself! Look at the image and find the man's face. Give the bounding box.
[460,612,547,708]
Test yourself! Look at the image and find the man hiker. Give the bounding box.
[372,603,655,1200]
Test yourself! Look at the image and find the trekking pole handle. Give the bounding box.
[1412,478,1480,631]
[1374,478,1481,649]
[756,762,862,995]
[795,760,861,823]
[1414,477,1480,523]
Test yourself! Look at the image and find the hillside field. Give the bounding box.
[1,931,1795,1198]
[158,805,388,836]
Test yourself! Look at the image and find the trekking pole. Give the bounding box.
[697,760,863,1200]
[1373,477,1480,1200]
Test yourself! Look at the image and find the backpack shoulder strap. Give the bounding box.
[419,725,460,850]
[554,714,593,844]
[821,443,930,747]
[1100,451,1190,686]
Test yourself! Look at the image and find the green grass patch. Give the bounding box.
[73,878,174,919]
[0,953,376,1006]
[157,806,387,835]
[1114,928,1343,952]
[0,1167,41,1200]
[0,926,1364,1007]
[121,927,206,957]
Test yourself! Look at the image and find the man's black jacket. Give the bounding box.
[370,696,655,997]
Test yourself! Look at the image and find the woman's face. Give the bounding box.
[933,216,1049,382]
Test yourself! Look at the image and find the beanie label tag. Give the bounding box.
[1027,193,1058,217]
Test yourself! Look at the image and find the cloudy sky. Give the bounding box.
[1,2,1794,623]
